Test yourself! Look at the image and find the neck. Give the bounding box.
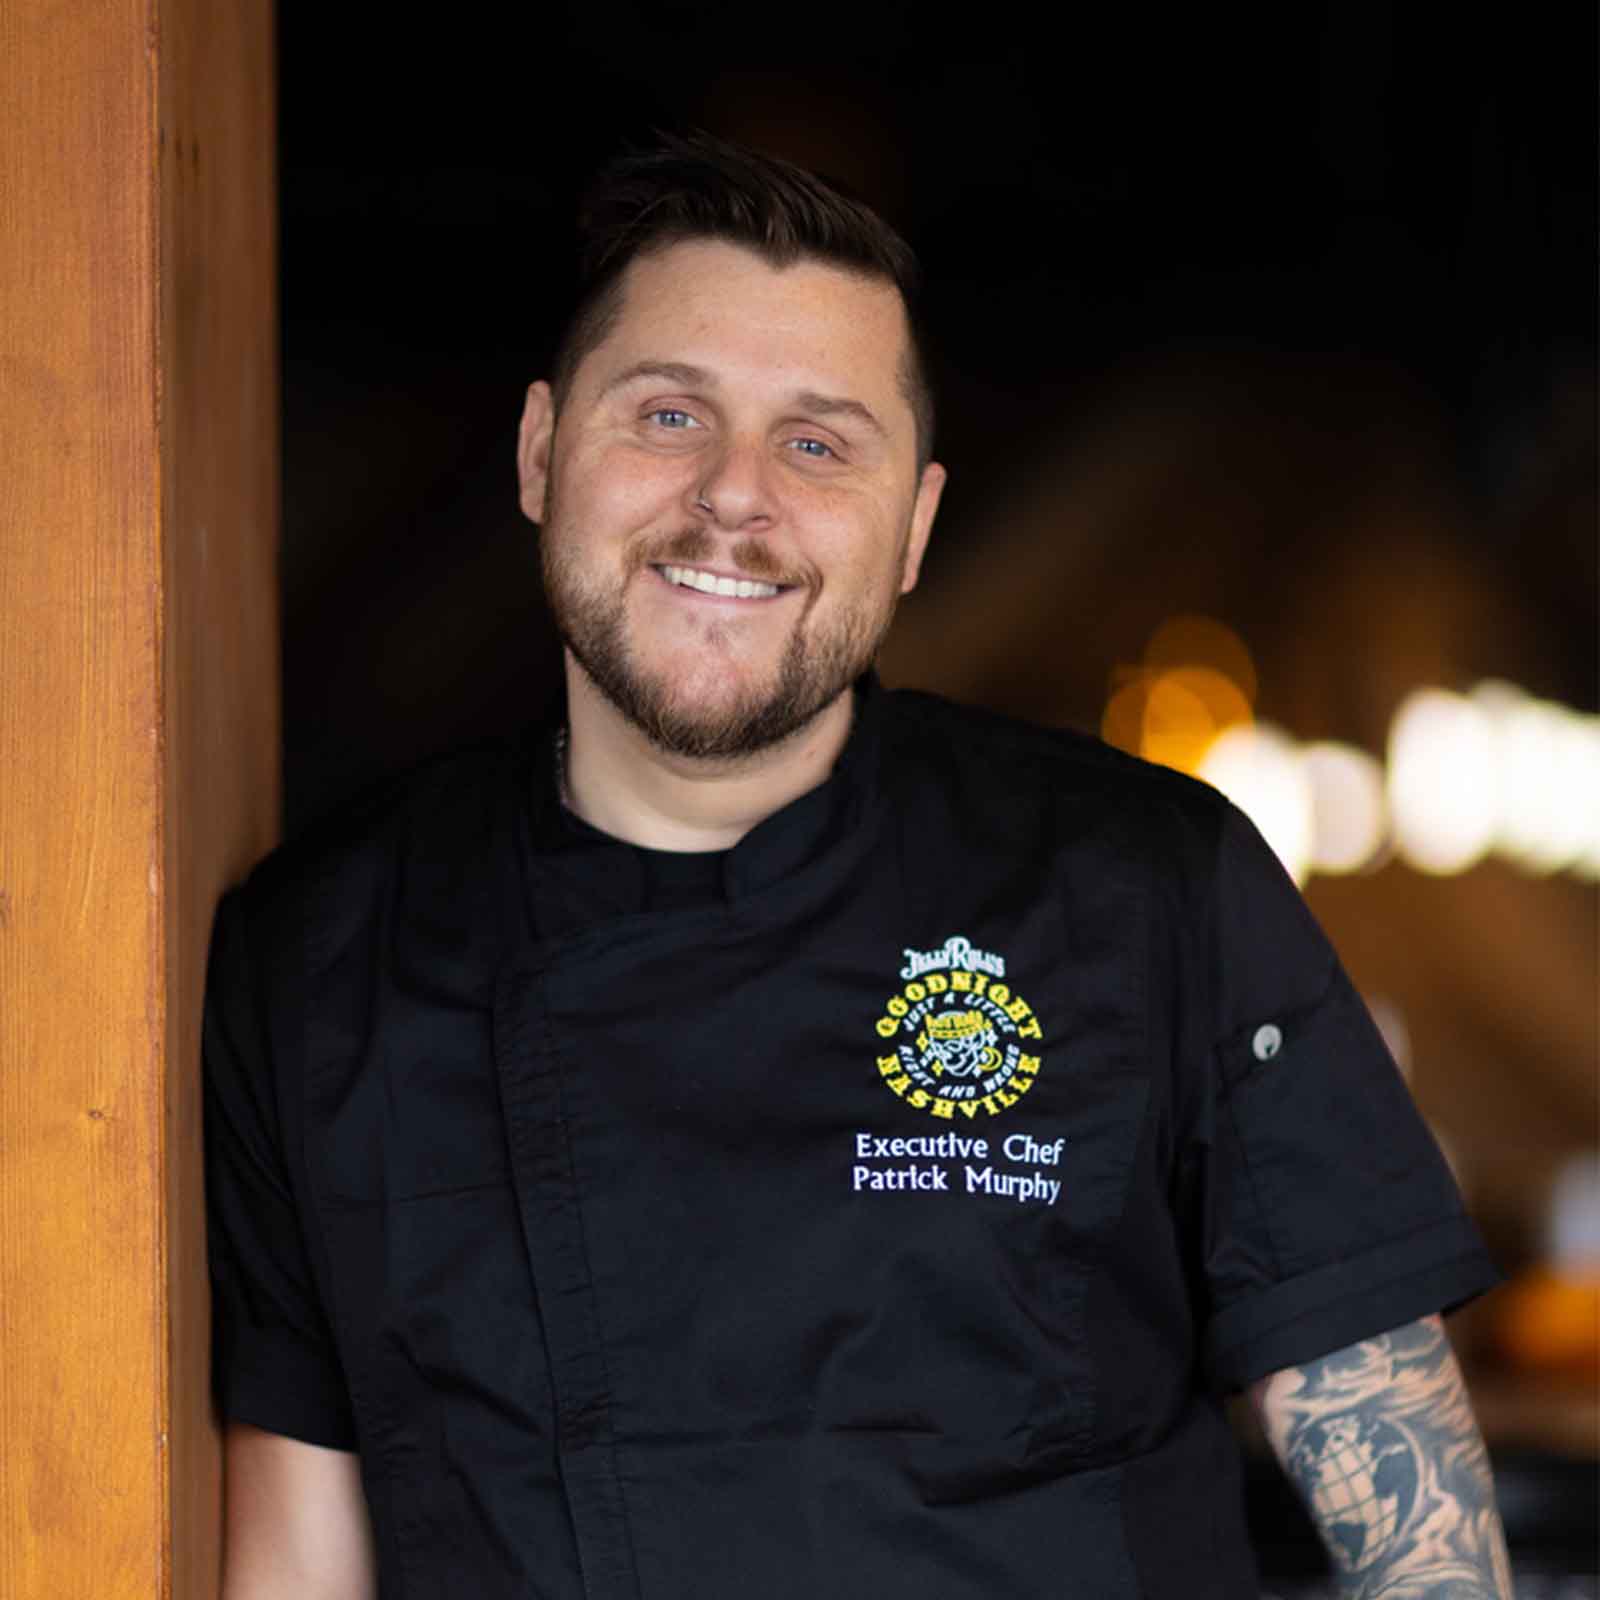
[558,658,856,852]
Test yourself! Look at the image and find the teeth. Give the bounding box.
[661,565,780,599]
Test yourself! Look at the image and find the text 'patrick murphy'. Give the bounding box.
[849,1130,1065,1206]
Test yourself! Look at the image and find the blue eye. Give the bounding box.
[650,408,695,430]
[791,437,834,459]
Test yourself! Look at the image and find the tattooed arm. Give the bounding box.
[1248,1316,1513,1599]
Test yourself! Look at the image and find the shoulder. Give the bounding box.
[233,734,536,985]
[877,687,1233,877]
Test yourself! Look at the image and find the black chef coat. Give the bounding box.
[203,677,1499,1599]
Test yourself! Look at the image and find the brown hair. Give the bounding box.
[549,132,936,467]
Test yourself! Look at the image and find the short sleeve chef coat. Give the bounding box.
[204,678,1499,1600]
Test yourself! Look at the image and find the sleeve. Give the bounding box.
[203,884,358,1449]
[1193,805,1502,1392]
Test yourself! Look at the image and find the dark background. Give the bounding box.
[278,2,1596,833]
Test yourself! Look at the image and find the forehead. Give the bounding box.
[584,239,912,406]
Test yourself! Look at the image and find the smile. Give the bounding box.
[656,564,786,600]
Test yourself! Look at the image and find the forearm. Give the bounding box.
[222,1423,378,1600]
[1249,1316,1513,1599]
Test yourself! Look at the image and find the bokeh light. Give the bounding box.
[1144,615,1259,706]
[1102,617,1257,777]
[1100,626,1597,885]
[1301,742,1387,875]
[1386,684,1600,879]
[1386,689,1499,875]
[1199,722,1314,883]
[1472,682,1600,877]
[1141,667,1254,772]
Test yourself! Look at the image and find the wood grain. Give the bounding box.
[1,0,277,1593]
[157,0,279,1591]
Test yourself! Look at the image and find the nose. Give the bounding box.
[689,436,776,532]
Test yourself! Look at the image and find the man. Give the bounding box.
[205,135,1510,1598]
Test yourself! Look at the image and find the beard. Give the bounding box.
[541,522,897,761]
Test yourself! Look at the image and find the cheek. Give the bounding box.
[557,443,687,532]
[815,505,909,588]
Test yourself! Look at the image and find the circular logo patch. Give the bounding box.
[872,938,1045,1120]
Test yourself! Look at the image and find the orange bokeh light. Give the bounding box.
[1145,615,1258,706]
[1103,618,1258,776]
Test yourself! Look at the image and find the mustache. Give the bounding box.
[635,528,805,588]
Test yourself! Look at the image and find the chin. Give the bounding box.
[586,641,852,762]
[628,678,829,762]
[552,563,887,760]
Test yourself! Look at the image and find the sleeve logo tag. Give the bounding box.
[872,935,1045,1120]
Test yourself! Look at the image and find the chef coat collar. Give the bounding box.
[520,672,883,917]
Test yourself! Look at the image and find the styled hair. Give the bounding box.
[549,132,936,467]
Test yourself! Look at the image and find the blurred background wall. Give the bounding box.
[275,2,1596,1578]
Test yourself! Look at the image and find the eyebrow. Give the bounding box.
[602,360,712,395]
[790,390,887,439]
[601,360,888,439]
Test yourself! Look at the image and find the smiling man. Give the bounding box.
[205,136,1510,1598]
[521,230,942,842]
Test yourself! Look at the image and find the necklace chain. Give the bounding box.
[553,726,570,809]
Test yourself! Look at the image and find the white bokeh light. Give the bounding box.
[1301,742,1387,874]
[1101,655,1598,882]
[1386,690,1498,875]
[1471,681,1600,875]
[1199,722,1314,884]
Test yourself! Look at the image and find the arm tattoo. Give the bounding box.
[1253,1317,1514,1599]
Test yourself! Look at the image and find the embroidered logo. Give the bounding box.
[873,935,1045,1120]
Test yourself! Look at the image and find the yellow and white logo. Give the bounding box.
[873,935,1045,1120]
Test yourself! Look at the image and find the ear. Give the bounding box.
[517,381,556,524]
[898,460,946,595]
